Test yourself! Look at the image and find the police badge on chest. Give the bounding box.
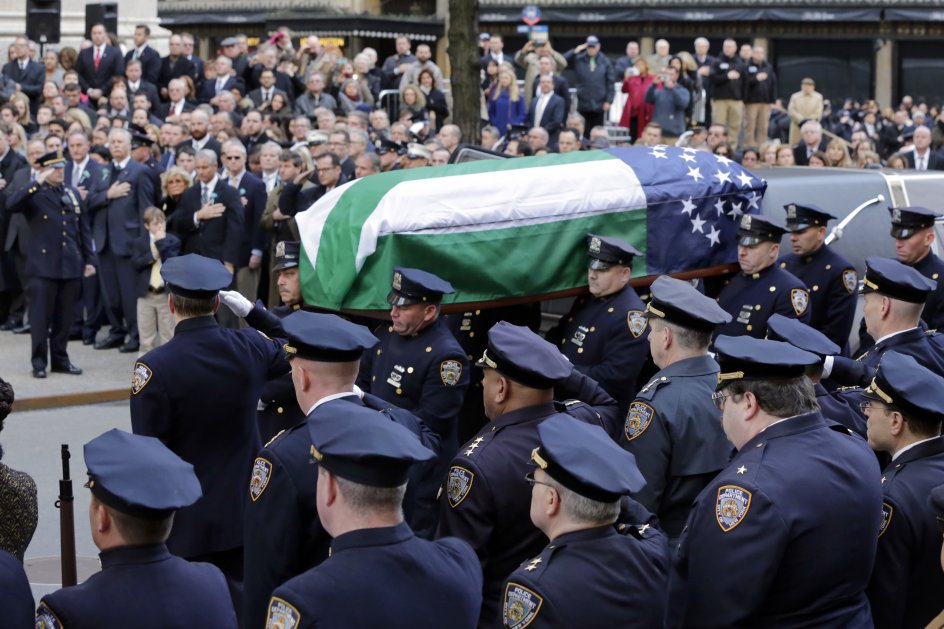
[570,325,589,347]
[737,304,753,325]
[387,364,405,388]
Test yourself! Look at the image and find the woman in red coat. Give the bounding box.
[619,57,655,140]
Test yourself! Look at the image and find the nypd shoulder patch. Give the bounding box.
[624,402,654,442]
[440,359,463,386]
[447,466,474,508]
[503,582,543,629]
[627,310,647,338]
[249,457,273,502]
[35,603,62,629]
[265,596,301,629]
[790,288,809,316]
[716,484,752,532]
[842,268,857,294]
[131,362,153,395]
[879,502,893,537]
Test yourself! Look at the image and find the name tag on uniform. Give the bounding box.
[720,63,729,70]
[749,66,758,73]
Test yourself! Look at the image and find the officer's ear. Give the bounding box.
[924,228,935,248]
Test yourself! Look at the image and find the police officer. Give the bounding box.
[265,405,482,629]
[827,257,944,387]
[767,313,866,437]
[621,275,733,542]
[0,549,32,628]
[779,203,857,350]
[928,485,944,628]
[129,254,288,606]
[888,206,944,330]
[4,150,96,378]
[860,352,944,629]
[35,429,236,628]
[129,124,163,206]
[545,234,649,417]
[501,414,669,628]
[668,335,881,627]
[376,137,406,172]
[243,311,441,629]
[715,214,810,339]
[357,267,469,465]
[437,321,618,627]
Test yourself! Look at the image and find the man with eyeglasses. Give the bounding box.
[328,130,356,180]
[501,414,668,628]
[859,351,944,629]
[221,139,266,319]
[620,276,732,543]
[668,334,881,628]
[437,321,618,627]
[278,152,347,221]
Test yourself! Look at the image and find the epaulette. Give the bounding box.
[617,521,659,540]
[458,431,493,459]
[518,545,558,579]
[636,375,670,401]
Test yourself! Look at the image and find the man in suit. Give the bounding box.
[293,73,337,119]
[527,74,566,149]
[93,128,155,353]
[0,123,28,331]
[904,126,944,171]
[62,83,98,127]
[181,33,205,95]
[124,60,161,112]
[2,139,42,335]
[168,150,244,276]
[247,47,294,98]
[530,55,571,115]
[163,79,195,121]
[158,35,195,101]
[65,131,109,345]
[198,56,244,106]
[184,109,221,158]
[124,25,161,86]
[2,36,43,109]
[75,24,124,103]
[247,69,289,110]
[792,119,829,166]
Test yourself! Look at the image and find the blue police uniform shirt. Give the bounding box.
[501,523,669,629]
[912,251,944,331]
[129,315,288,560]
[242,395,441,629]
[830,328,944,387]
[667,412,882,628]
[779,245,857,350]
[715,264,811,338]
[544,284,649,414]
[35,544,236,629]
[620,355,733,540]
[0,549,33,629]
[266,522,482,629]
[867,437,944,629]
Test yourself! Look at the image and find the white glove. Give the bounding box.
[219,290,252,318]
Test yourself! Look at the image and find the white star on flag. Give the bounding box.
[715,154,733,166]
[727,202,743,220]
[736,171,753,188]
[714,198,725,217]
[747,192,760,210]
[680,197,697,216]
[687,166,703,182]
[691,214,706,233]
[682,146,698,154]
[650,150,668,159]
[706,225,721,246]
[714,170,731,184]
[680,152,697,163]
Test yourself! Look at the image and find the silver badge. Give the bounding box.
[740,215,752,230]
[275,241,285,257]
[392,271,402,291]
[892,208,901,224]
[589,236,601,254]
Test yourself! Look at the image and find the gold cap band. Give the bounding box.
[283,343,297,355]
[717,371,745,384]
[862,277,879,291]
[866,379,893,404]
[310,445,323,462]
[646,303,666,318]
[479,349,497,369]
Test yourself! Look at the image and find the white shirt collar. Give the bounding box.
[893,436,942,461]
[305,386,363,416]
[203,174,219,191]
[873,327,919,346]
[228,168,245,186]
[193,136,209,150]
[114,156,131,169]
[73,155,89,171]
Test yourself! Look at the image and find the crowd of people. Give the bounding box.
[0,21,944,629]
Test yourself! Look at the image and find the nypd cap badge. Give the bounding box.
[503,582,543,629]
[589,236,601,254]
[716,485,752,532]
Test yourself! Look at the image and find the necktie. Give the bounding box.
[535,93,548,126]
[264,89,271,102]
[113,163,122,178]
[134,48,140,61]
[217,78,225,94]
[201,184,209,205]
[72,165,81,188]
[19,61,25,72]
[149,239,163,290]
[94,47,101,71]
[919,155,926,171]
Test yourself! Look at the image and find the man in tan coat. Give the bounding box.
[786,77,824,145]
[514,40,567,109]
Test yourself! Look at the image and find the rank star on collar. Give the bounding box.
[464,437,484,456]
[737,465,747,475]
[524,557,542,572]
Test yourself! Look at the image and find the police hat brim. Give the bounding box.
[387,291,423,307]
[890,225,922,240]
[272,260,299,273]
[587,258,614,271]
[785,221,814,233]
[738,235,766,247]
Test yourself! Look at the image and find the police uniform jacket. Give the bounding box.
[437,393,614,628]
[35,544,236,629]
[266,523,482,629]
[715,264,811,339]
[0,549,32,629]
[129,315,288,559]
[668,412,882,628]
[620,355,732,540]
[913,251,944,331]
[94,160,155,257]
[242,396,441,629]
[544,284,649,415]
[830,327,944,387]
[779,245,857,350]
[867,437,944,629]
[815,383,867,438]
[4,181,95,279]
[501,524,669,629]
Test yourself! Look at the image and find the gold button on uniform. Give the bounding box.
[746,325,753,332]
[276,407,283,414]
[407,367,414,374]
[396,388,402,395]
[577,347,584,353]
[813,285,819,292]
[425,346,432,353]
[825,264,832,270]
[769,286,776,292]
[754,305,761,311]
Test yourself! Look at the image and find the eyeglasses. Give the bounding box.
[317,166,338,173]
[223,155,243,160]
[711,391,733,411]
[524,469,554,490]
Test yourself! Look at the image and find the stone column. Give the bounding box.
[874,38,893,109]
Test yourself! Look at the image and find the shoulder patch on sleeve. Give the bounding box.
[716,484,752,532]
[131,361,153,395]
[35,603,62,629]
[503,582,544,629]
[790,288,809,316]
[879,501,893,537]
[624,402,654,442]
[249,457,273,502]
[265,596,301,629]
[627,310,647,338]
[447,465,474,508]
[842,268,857,294]
[440,359,463,386]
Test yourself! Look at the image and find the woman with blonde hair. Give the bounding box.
[9,93,32,133]
[399,83,427,120]
[824,138,854,167]
[758,140,779,168]
[66,108,92,135]
[160,166,191,224]
[487,66,525,136]
[775,144,796,166]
